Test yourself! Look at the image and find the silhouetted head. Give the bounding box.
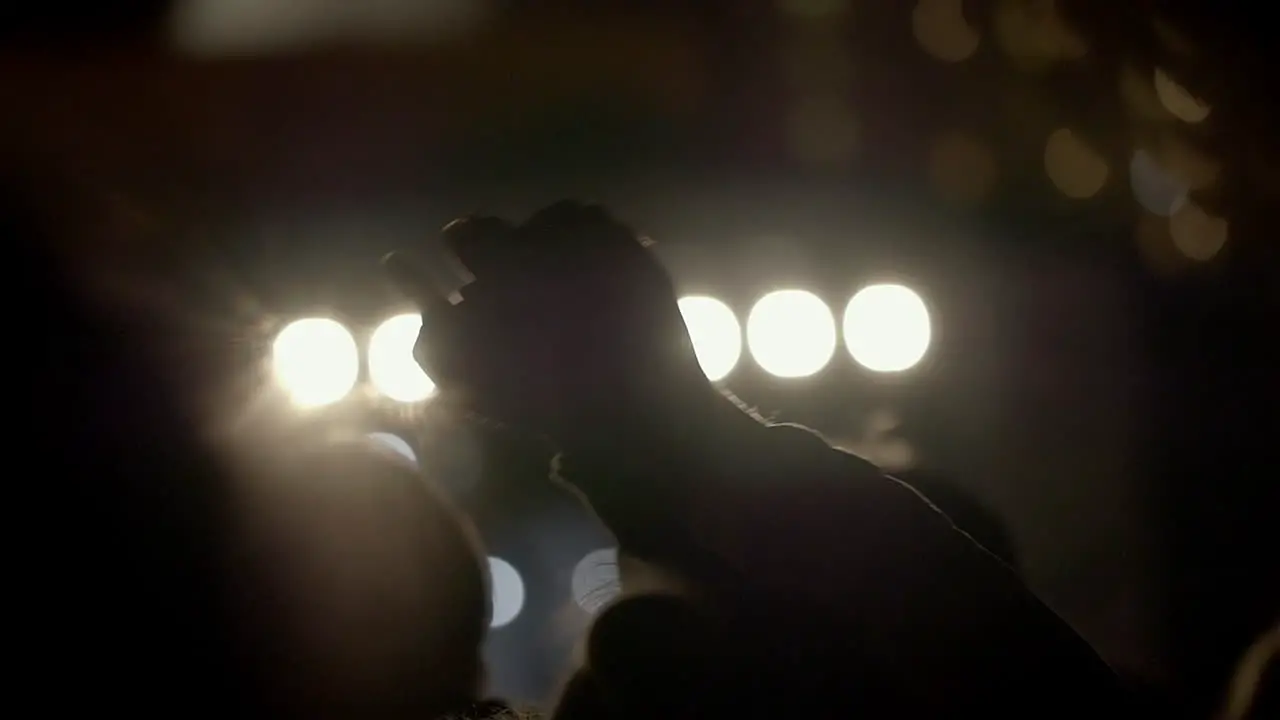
[553,593,735,720]
[230,437,490,718]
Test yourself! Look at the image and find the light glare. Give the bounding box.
[843,284,932,373]
[677,296,742,382]
[368,313,436,403]
[271,318,359,408]
[488,557,525,629]
[746,290,837,378]
[367,432,418,466]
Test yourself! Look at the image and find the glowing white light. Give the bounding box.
[571,548,621,614]
[170,0,490,56]
[271,318,359,408]
[487,557,525,629]
[677,296,742,382]
[746,290,837,378]
[843,284,932,373]
[366,432,418,466]
[368,313,436,403]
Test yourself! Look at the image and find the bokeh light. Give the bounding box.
[747,290,837,378]
[844,284,932,373]
[367,432,418,466]
[912,0,980,63]
[678,296,742,382]
[992,0,1086,71]
[1130,150,1189,217]
[1170,201,1229,262]
[271,318,360,408]
[1154,68,1210,124]
[488,557,525,629]
[368,313,436,403]
[571,548,621,615]
[171,0,490,56]
[1119,63,1171,121]
[1044,128,1109,199]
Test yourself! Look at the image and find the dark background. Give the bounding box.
[3,0,1275,712]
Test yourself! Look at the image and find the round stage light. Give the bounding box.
[843,284,932,373]
[746,290,837,378]
[487,557,525,629]
[368,313,436,403]
[677,296,742,382]
[271,318,359,408]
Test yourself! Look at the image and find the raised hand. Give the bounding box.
[385,201,716,452]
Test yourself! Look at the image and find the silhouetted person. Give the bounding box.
[895,469,1021,571]
[553,593,734,719]
[387,202,1130,717]
[9,179,249,713]
[11,179,502,718]
[228,436,499,719]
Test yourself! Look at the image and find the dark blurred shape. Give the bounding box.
[554,593,730,719]
[229,437,490,718]
[1221,624,1280,720]
[896,469,1020,571]
[168,0,492,56]
[7,174,247,712]
[0,2,171,44]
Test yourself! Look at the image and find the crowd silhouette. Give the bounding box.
[19,189,1202,717]
[8,3,1278,717]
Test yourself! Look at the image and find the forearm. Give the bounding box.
[555,395,1124,709]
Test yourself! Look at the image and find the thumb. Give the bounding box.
[382,250,449,309]
[382,250,467,386]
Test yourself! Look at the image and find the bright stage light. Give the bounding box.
[843,284,932,373]
[368,313,436,403]
[746,290,837,378]
[271,318,359,408]
[677,295,742,382]
[487,557,525,629]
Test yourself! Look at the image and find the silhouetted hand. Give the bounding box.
[385,201,715,452]
[388,204,1130,718]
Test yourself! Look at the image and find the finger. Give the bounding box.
[381,250,454,313]
[411,300,475,401]
[383,251,468,385]
[382,250,433,305]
